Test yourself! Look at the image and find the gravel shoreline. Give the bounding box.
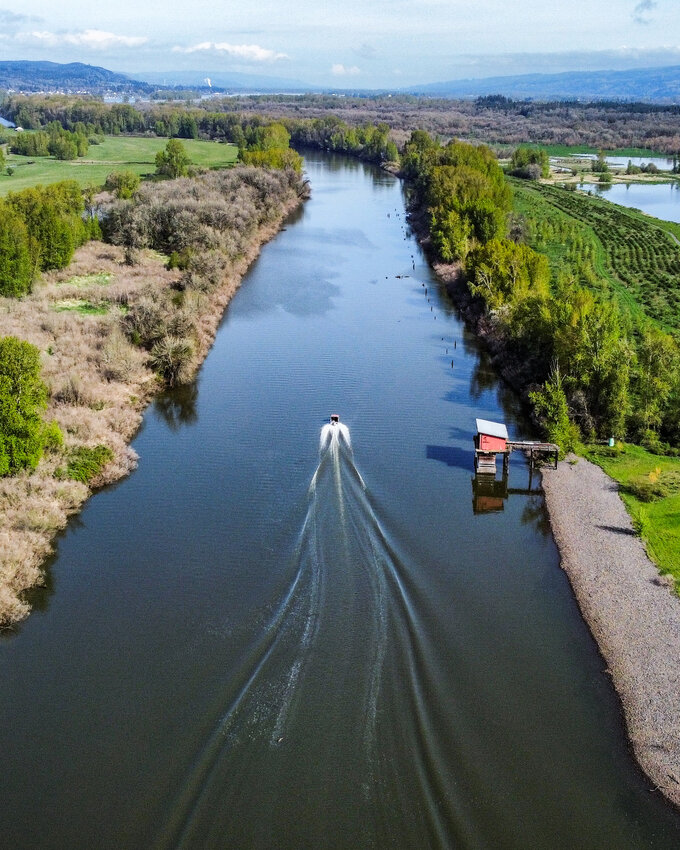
[542,455,680,808]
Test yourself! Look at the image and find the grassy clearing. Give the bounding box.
[52,299,110,315]
[584,443,680,587]
[511,179,680,332]
[0,135,239,195]
[60,272,113,287]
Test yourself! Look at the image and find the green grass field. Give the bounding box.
[511,178,680,332]
[584,443,680,588]
[0,135,239,195]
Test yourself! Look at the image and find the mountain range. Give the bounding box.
[1,60,680,102]
[405,64,680,101]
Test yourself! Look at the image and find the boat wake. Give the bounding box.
[155,419,459,849]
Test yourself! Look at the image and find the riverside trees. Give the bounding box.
[402,130,666,449]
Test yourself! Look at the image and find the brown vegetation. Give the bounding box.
[204,95,680,154]
[0,166,304,628]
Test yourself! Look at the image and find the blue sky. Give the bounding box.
[2,1,680,87]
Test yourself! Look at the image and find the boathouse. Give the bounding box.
[474,419,509,473]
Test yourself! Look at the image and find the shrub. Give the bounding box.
[60,444,113,483]
[105,170,141,200]
[149,335,194,386]
[42,420,64,452]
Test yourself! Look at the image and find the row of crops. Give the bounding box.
[513,180,680,332]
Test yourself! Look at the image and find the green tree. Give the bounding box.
[529,364,579,456]
[0,337,49,475]
[105,169,141,199]
[0,203,32,296]
[509,146,550,179]
[0,146,5,172]
[155,138,191,178]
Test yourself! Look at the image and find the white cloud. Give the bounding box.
[18,29,148,49]
[331,63,361,75]
[172,42,288,62]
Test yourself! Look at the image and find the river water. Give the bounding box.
[2,152,680,849]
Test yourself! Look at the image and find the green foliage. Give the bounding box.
[155,138,191,178]
[584,442,680,586]
[404,134,512,264]
[0,202,33,296]
[529,366,580,456]
[0,146,4,172]
[42,419,64,452]
[105,169,141,199]
[241,147,303,172]
[10,131,50,157]
[239,122,303,172]
[510,178,680,444]
[0,337,48,475]
[60,444,113,483]
[6,181,87,271]
[509,146,550,179]
[465,238,550,310]
[286,117,397,164]
[149,335,194,387]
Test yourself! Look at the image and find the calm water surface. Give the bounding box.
[586,180,680,223]
[2,152,680,849]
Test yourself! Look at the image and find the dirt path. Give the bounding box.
[542,456,680,808]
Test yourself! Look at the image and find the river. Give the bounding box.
[2,151,680,849]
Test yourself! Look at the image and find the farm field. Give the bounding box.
[0,135,239,195]
[511,178,680,332]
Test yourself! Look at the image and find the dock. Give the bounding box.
[474,419,558,474]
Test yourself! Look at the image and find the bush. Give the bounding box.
[149,335,194,386]
[59,444,113,483]
[105,170,141,199]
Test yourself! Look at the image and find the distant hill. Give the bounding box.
[405,65,680,102]
[135,69,316,93]
[0,60,154,94]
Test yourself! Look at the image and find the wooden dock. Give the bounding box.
[505,440,559,469]
[473,419,559,474]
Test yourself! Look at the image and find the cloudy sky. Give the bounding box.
[2,1,680,87]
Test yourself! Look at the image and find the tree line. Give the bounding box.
[0,180,96,297]
[402,130,680,452]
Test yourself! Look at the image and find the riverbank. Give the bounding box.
[410,205,680,811]
[541,457,680,809]
[0,185,303,629]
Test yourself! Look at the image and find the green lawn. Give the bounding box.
[584,443,680,588]
[0,135,239,195]
[538,144,668,158]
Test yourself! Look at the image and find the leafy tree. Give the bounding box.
[49,136,78,160]
[105,170,141,199]
[0,146,4,172]
[0,337,50,476]
[0,204,32,296]
[631,325,679,437]
[529,364,579,456]
[509,146,550,179]
[7,182,86,271]
[155,138,191,178]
